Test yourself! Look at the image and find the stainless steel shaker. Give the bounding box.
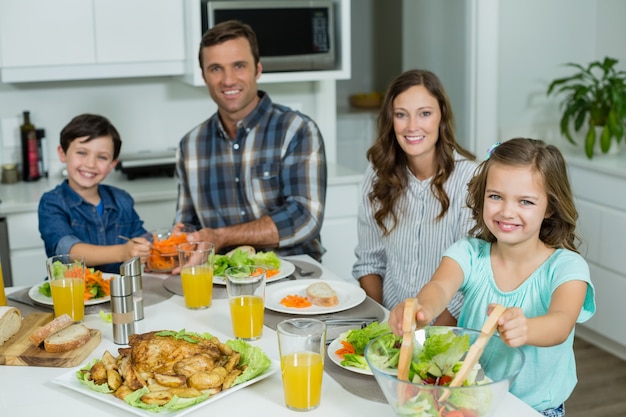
[110,273,135,345]
[120,257,143,321]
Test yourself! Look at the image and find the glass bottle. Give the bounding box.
[0,257,7,306]
[20,110,40,182]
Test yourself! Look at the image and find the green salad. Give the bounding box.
[213,249,280,276]
[366,327,494,417]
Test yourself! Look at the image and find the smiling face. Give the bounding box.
[392,85,441,178]
[58,136,117,194]
[200,36,262,133]
[483,162,550,248]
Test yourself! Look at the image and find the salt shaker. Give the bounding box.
[110,274,135,345]
[120,257,143,321]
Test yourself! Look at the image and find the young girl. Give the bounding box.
[388,138,596,416]
[353,69,476,324]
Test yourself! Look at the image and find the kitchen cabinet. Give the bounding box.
[564,150,626,360]
[0,0,185,83]
[0,165,362,288]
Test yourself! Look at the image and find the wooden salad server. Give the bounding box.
[398,298,419,382]
[439,304,507,402]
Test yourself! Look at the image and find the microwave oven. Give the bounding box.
[200,0,337,73]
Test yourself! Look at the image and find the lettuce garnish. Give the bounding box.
[213,249,280,276]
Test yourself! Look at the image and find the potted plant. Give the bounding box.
[547,56,626,158]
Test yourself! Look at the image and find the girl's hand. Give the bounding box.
[493,304,528,347]
[388,299,432,335]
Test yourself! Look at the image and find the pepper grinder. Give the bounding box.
[110,273,135,345]
[120,257,144,321]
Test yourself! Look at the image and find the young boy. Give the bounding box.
[38,114,151,273]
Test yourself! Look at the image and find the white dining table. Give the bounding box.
[1,255,542,417]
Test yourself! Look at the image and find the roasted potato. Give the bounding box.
[113,385,134,400]
[89,362,107,385]
[154,373,186,388]
[168,387,204,398]
[107,369,123,391]
[101,350,118,371]
[187,367,227,390]
[141,390,173,405]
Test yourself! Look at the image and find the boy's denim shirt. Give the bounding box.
[38,180,147,273]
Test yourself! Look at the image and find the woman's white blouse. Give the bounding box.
[352,155,477,314]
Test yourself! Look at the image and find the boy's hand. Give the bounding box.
[123,237,152,264]
[493,305,528,347]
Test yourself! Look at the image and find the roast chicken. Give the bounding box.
[85,330,245,405]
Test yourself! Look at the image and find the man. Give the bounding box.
[174,20,327,260]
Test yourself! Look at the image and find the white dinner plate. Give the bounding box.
[327,337,373,376]
[213,260,296,285]
[264,279,366,315]
[28,273,117,306]
[51,359,279,417]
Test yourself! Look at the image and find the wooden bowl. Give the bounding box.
[349,93,383,109]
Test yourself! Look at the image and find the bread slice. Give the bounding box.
[43,323,91,353]
[306,282,338,307]
[226,245,256,257]
[28,313,73,347]
[0,306,22,346]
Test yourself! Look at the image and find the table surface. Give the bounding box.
[1,255,542,417]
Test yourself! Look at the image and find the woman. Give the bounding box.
[352,69,477,324]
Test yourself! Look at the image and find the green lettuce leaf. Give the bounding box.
[345,321,392,355]
[340,353,369,369]
[226,338,272,384]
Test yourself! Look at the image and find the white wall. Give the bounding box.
[0,79,323,177]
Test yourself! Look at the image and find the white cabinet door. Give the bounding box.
[0,0,95,68]
[133,200,177,232]
[94,0,185,64]
[0,0,185,82]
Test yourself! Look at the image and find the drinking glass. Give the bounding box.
[177,242,214,309]
[46,254,85,322]
[277,318,326,411]
[225,265,266,340]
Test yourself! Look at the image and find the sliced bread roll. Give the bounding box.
[28,313,73,347]
[0,306,22,346]
[43,323,91,353]
[225,245,256,257]
[306,282,339,307]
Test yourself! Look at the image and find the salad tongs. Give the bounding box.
[439,304,506,402]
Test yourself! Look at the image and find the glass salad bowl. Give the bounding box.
[146,225,196,273]
[364,326,525,417]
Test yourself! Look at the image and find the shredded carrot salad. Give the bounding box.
[148,232,189,271]
[279,294,312,308]
[84,269,111,300]
[335,340,356,359]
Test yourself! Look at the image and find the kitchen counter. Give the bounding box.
[0,163,364,287]
[0,162,364,215]
[2,255,542,417]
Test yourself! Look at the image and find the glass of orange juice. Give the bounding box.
[177,242,214,309]
[225,265,266,340]
[45,254,85,322]
[277,318,326,411]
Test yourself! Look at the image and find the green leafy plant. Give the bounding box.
[547,56,626,158]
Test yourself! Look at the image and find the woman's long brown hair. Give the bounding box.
[366,69,475,235]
